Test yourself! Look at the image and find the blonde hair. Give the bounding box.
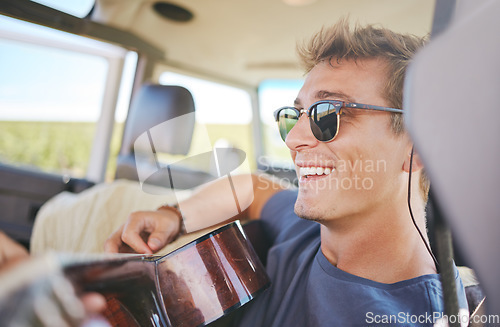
[297,18,430,201]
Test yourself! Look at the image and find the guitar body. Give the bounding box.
[64,221,270,327]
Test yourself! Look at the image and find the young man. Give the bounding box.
[105,19,467,326]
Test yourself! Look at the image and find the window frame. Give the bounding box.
[0,16,131,182]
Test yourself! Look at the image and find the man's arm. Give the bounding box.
[104,173,288,254]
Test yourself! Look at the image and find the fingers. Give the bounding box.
[80,293,107,315]
[120,213,155,254]
[103,225,124,254]
[104,210,180,254]
[104,220,151,255]
[147,230,170,253]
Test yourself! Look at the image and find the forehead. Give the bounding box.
[296,58,390,107]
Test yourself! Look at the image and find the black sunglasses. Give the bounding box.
[273,100,403,142]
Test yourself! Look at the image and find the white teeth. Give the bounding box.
[299,166,334,177]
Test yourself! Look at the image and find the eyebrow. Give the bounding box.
[294,90,357,107]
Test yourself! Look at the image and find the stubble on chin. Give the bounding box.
[294,200,328,224]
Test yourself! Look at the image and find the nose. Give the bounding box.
[285,114,319,151]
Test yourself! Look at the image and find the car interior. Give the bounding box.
[0,0,497,325]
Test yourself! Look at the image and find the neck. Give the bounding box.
[319,196,436,284]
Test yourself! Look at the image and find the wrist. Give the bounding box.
[157,204,187,238]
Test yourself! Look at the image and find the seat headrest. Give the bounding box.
[119,83,195,156]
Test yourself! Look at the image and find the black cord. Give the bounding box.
[408,147,440,270]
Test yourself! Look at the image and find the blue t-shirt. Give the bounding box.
[236,190,468,327]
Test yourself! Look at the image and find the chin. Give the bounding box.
[294,195,326,223]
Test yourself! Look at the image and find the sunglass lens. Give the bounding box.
[309,102,338,141]
[277,108,299,141]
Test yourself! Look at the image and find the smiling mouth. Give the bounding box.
[298,166,335,179]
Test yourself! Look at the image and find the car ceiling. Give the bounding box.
[91,0,436,88]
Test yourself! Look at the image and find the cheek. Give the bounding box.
[356,140,408,193]
[332,133,405,181]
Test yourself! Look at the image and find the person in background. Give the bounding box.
[0,230,109,326]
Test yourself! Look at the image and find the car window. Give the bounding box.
[0,15,133,181]
[158,72,254,173]
[30,0,95,18]
[258,79,303,168]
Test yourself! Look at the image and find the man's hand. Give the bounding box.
[104,174,285,255]
[104,209,181,254]
[0,231,30,271]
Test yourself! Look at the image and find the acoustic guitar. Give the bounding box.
[0,221,270,327]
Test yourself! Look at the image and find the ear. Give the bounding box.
[403,147,424,173]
